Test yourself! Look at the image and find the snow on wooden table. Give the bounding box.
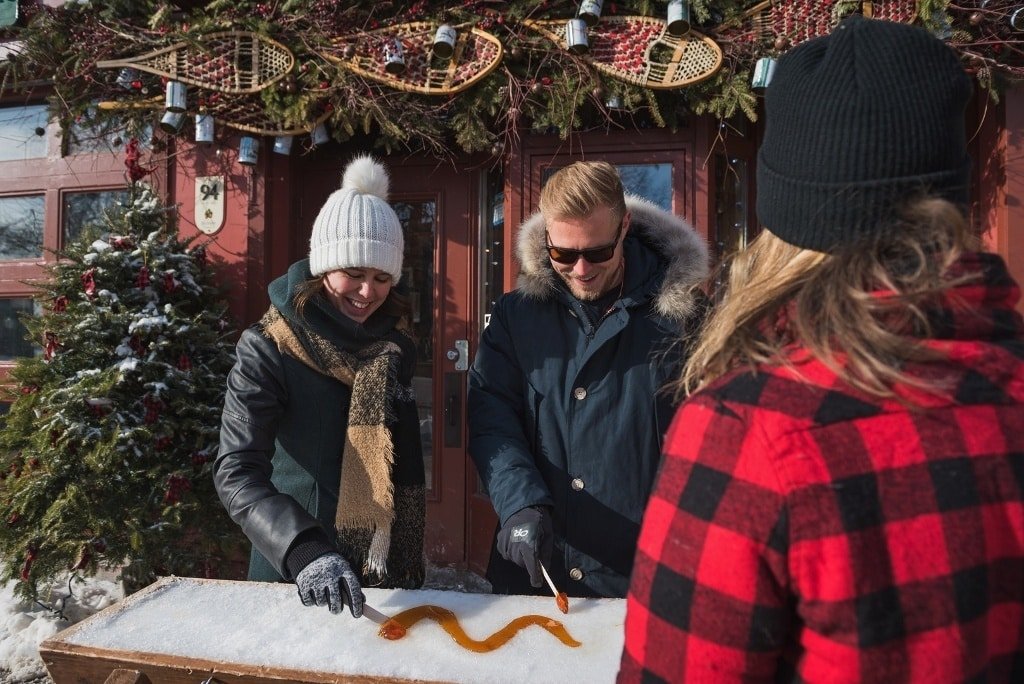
[41,576,626,683]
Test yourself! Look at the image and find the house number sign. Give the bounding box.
[195,175,225,235]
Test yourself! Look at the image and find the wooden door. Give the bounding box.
[293,151,477,568]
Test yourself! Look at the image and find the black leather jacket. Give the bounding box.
[214,259,424,583]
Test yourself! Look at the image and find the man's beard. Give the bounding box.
[558,260,623,301]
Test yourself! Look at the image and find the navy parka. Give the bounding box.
[468,197,709,598]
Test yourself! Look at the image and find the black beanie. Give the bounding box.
[755,15,973,252]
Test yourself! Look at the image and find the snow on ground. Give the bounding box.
[0,563,489,683]
[0,571,123,683]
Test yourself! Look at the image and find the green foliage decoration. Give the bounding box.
[0,0,1021,157]
[0,181,246,599]
[0,0,760,156]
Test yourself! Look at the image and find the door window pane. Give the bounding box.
[0,195,44,260]
[713,155,751,297]
[480,169,503,330]
[617,163,672,210]
[0,298,38,361]
[714,155,750,256]
[0,105,48,162]
[394,200,436,490]
[63,190,130,245]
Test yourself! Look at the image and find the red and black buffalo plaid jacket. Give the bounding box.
[619,253,1024,683]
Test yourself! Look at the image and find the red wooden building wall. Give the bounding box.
[3,84,1023,572]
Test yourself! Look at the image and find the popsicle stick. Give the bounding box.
[539,561,569,614]
[539,561,559,597]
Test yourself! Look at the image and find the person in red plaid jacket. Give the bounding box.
[619,15,1024,684]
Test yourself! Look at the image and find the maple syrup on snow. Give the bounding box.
[378,605,581,652]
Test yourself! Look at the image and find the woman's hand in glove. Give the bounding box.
[294,552,365,617]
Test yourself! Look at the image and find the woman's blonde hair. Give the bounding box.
[539,161,627,223]
[679,197,980,399]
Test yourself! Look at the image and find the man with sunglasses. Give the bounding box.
[468,161,710,598]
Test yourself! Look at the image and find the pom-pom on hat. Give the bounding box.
[756,15,973,252]
[309,154,404,281]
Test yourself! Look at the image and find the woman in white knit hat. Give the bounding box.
[213,155,425,619]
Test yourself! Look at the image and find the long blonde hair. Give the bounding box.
[680,197,980,399]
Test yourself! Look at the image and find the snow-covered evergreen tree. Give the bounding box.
[0,182,245,599]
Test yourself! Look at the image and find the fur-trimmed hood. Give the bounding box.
[515,195,710,321]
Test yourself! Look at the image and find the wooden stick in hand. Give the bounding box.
[539,561,569,614]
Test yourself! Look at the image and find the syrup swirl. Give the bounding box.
[378,605,581,652]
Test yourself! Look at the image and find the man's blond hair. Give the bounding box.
[539,161,627,224]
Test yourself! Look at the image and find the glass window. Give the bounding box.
[68,106,152,155]
[617,163,672,210]
[480,169,504,329]
[0,104,48,162]
[714,155,750,257]
[394,200,437,490]
[63,190,130,245]
[0,298,37,361]
[0,195,45,261]
[712,155,752,298]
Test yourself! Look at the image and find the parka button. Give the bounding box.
[569,567,584,581]
[570,477,585,491]
[573,387,587,400]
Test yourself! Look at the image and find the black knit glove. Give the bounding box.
[294,552,365,618]
[496,506,553,588]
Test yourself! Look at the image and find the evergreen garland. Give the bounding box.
[0,180,246,600]
[0,1,1022,156]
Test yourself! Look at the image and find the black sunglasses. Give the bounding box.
[545,222,623,265]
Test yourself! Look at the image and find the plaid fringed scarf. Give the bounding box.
[259,305,411,583]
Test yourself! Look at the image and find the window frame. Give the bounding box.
[0,91,166,382]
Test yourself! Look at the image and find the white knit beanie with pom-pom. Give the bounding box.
[309,154,404,281]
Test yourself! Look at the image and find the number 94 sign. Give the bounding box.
[195,176,225,235]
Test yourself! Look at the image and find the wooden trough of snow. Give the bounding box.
[39,576,626,683]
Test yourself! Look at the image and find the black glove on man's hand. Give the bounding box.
[496,506,553,588]
[294,552,365,618]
